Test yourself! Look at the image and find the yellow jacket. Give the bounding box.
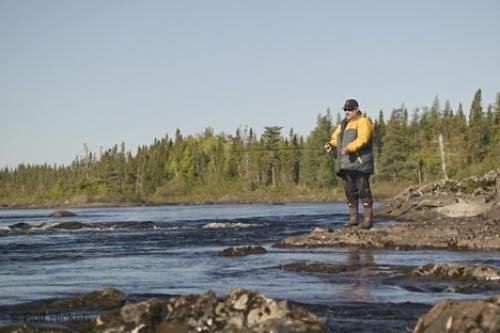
[329,113,374,174]
[329,114,373,153]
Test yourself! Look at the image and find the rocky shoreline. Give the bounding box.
[274,216,500,251]
[0,288,325,333]
[1,272,498,333]
[275,169,500,251]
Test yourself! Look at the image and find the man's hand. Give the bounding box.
[324,143,333,153]
[341,147,350,155]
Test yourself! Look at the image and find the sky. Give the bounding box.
[1,0,499,168]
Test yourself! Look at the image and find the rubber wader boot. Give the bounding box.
[360,199,373,229]
[344,200,359,227]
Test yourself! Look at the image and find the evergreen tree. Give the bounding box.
[484,93,500,169]
[301,111,335,188]
[373,110,386,161]
[378,107,412,182]
[467,89,488,164]
[262,126,282,187]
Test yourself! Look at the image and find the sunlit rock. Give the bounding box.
[413,264,500,281]
[413,295,500,333]
[79,288,325,333]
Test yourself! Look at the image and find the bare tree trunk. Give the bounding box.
[438,134,449,180]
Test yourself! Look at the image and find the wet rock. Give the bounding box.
[413,264,500,281]
[77,298,163,333]
[274,217,500,251]
[51,222,87,230]
[163,291,218,331]
[47,288,126,311]
[0,324,72,333]
[163,287,325,333]
[280,263,366,273]
[107,221,157,230]
[126,221,157,230]
[49,210,77,217]
[3,288,126,314]
[413,295,500,333]
[77,288,325,333]
[218,246,267,256]
[9,223,32,230]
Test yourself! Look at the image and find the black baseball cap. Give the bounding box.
[343,99,359,110]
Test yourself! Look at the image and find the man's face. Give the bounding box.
[344,107,358,120]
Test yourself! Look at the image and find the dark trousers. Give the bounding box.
[339,170,373,204]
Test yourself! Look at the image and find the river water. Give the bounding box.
[0,203,499,331]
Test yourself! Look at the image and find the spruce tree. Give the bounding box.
[378,107,411,182]
[262,126,283,187]
[467,89,487,164]
[301,110,335,188]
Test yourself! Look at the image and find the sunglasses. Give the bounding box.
[343,108,355,112]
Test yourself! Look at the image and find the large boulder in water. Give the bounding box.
[51,221,87,230]
[78,288,325,333]
[10,222,32,230]
[412,264,500,281]
[49,210,77,217]
[5,288,127,313]
[165,288,325,332]
[413,295,500,333]
[40,288,126,311]
[77,298,164,333]
[218,245,267,256]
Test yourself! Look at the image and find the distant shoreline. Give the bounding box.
[0,182,403,211]
[0,198,350,210]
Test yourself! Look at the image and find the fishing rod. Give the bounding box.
[230,147,326,153]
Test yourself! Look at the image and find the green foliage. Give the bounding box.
[300,110,336,188]
[0,89,498,206]
[377,107,411,182]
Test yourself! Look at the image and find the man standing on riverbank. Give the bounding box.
[324,99,375,229]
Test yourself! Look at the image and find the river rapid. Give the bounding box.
[0,203,499,332]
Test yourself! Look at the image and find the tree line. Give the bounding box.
[0,89,498,205]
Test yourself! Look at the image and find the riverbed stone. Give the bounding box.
[79,298,163,333]
[0,324,72,333]
[218,245,267,256]
[413,295,500,333]
[51,221,87,230]
[0,288,126,321]
[10,288,127,313]
[413,264,500,281]
[49,210,77,217]
[76,288,325,333]
[164,288,325,333]
[9,223,32,230]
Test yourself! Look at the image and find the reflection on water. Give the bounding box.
[344,249,375,302]
[346,248,375,267]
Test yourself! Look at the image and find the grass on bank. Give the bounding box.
[0,180,410,209]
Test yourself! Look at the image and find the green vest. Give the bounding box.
[334,117,374,175]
